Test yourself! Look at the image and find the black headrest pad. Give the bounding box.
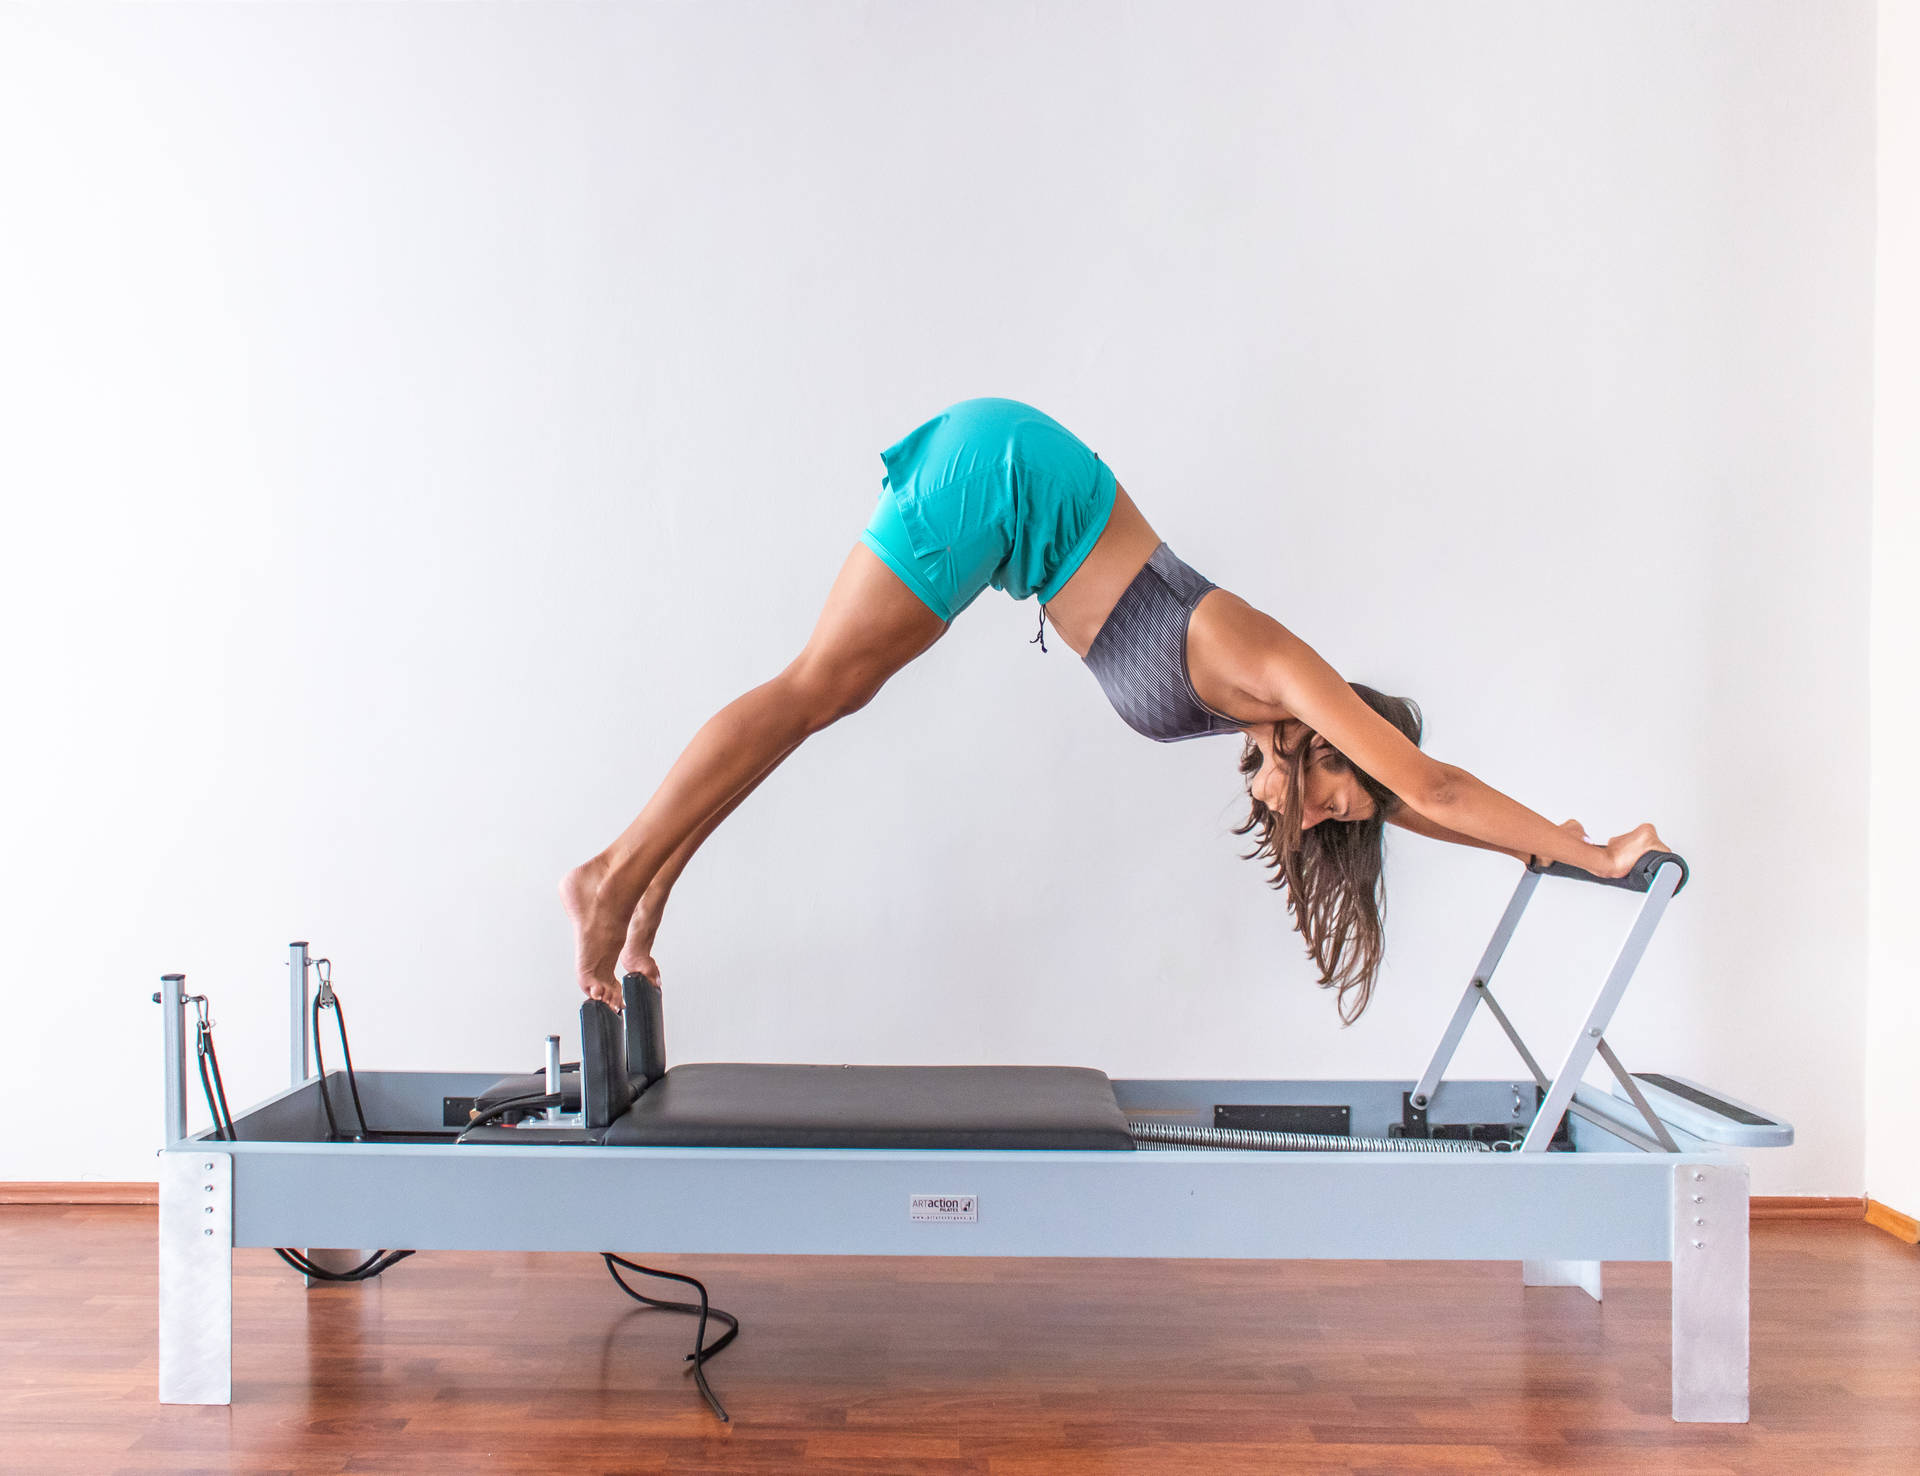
[472,1067,580,1116]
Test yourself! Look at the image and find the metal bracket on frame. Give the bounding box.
[1409,860,1686,1153]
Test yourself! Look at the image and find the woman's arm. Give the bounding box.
[1388,804,1530,861]
[1413,766,1664,877]
[1193,591,1659,876]
[615,734,808,985]
[1389,807,1596,868]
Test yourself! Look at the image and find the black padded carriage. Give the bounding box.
[462,975,1136,1151]
[603,1061,1134,1150]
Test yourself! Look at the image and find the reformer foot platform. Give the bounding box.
[154,849,1791,1423]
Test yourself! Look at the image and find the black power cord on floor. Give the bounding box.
[272,1245,416,1281]
[603,1254,741,1421]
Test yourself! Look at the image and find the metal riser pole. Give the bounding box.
[290,942,310,1085]
[159,973,188,1147]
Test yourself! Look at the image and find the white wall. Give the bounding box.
[0,2,1874,1193]
[1867,0,1920,1221]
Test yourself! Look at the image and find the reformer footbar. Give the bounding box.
[1410,849,1696,1154]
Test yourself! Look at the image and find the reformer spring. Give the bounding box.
[1128,1120,1498,1153]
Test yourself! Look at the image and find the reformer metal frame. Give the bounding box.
[154,858,1760,1424]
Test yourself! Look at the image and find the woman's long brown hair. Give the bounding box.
[1231,684,1425,1026]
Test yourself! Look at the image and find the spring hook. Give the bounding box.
[190,995,215,1055]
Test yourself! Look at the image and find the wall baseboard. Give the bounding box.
[1865,1198,1920,1244]
[1751,1195,1866,1220]
[1,1183,159,1206]
[0,1184,1901,1226]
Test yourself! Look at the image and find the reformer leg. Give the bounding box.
[1522,1259,1602,1300]
[1671,1160,1749,1422]
[158,1151,232,1404]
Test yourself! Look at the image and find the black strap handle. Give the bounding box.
[1527,849,1689,895]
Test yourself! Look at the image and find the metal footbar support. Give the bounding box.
[1411,850,1691,1153]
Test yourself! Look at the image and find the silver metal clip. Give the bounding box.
[190,995,215,1056]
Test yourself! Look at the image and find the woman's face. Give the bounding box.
[1247,726,1377,829]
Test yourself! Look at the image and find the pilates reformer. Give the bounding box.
[154,849,1790,1422]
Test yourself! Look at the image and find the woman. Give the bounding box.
[562,398,1667,1023]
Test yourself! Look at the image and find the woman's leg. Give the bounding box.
[563,541,947,1003]
[612,731,804,985]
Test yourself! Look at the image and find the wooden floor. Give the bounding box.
[3,1207,1916,1474]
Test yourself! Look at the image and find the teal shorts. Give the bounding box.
[860,397,1118,622]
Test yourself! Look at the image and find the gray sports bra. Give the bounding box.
[1080,543,1250,743]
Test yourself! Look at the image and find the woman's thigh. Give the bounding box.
[858,474,1005,623]
[788,540,949,706]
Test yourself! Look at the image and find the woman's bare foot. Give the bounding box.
[617,896,665,989]
[559,856,635,1006]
